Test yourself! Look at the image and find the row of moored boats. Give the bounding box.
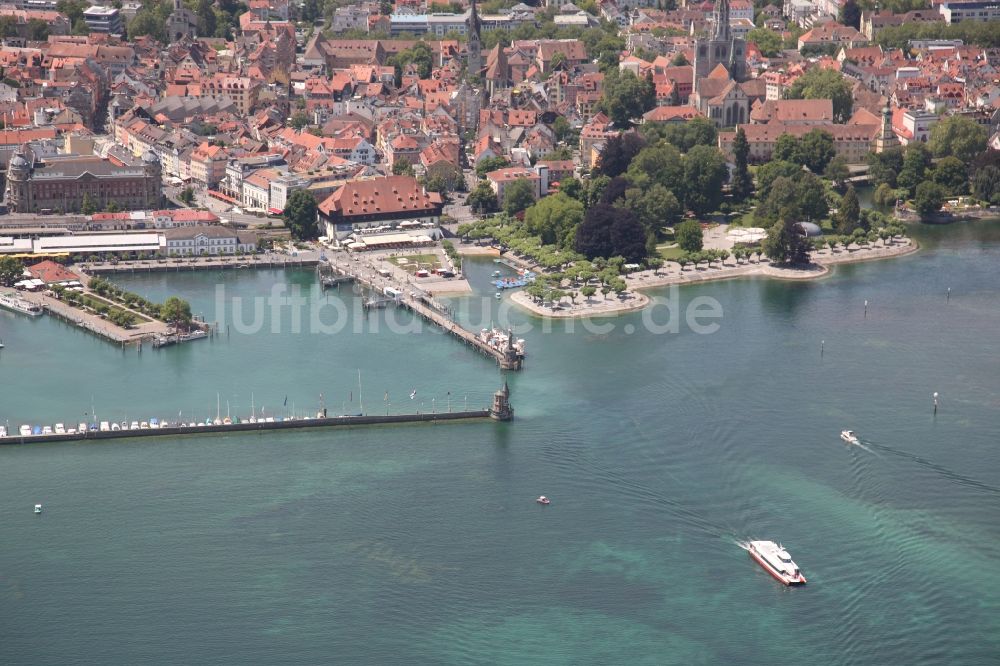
[0,413,332,439]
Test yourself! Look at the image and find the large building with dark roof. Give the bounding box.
[5,146,162,213]
[317,175,443,239]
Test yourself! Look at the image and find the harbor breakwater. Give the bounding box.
[1,409,507,446]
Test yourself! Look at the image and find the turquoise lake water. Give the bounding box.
[1,222,999,664]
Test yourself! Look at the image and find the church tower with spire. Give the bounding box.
[693,0,746,82]
[466,0,483,80]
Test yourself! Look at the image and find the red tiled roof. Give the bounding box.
[27,260,78,284]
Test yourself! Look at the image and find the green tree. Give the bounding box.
[972,164,1000,204]
[914,180,945,218]
[683,145,728,216]
[392,157,415,177]
[128,9,167,42]
[523,193,584,246]
[839,0,861,28]
[475,155,510,178]
[468,181,499,213]
[623,184,682,234]
[929,115,988,163]
[897,143,931,196]
[756,160,802,196]
[596,132,647,178]
[873,182,900,209]
[785,67,853,123]
[932,156,968,195]
[658,116,717,152]
[799,129,836,174]
[835,185,861,234]
[599,69,656,126]
[0,256,23,286]
[282,189,319,240]
[196,0,216,36]
[625,141,684,191]
[574,203,647,262]
[867,147,904,187]
[730,127,753,200]
[106,200,121,213]
[773,133,802,164]
[502,178,537,214]
[824,155,850,189]
[178,186,195,205]
[763,218,813,265]
[289,111,310,130]
[675,219,703,252]
[746,27,782,57]
[81,193,97,215]
[27,18,50,41]
[162,296,193,331]
[552,115,573,143]
[0,16,17,38]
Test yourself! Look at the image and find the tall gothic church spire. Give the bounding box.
[713,0,731,41]
[467,0,483,79]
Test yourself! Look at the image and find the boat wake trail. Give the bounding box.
[864,440,1000,498]
[851,439,876,455]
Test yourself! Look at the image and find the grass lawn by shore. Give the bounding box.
[394,254,442,273]
[657,245,686,261]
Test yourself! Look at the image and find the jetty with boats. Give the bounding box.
[322,257,525,370]
[0,384,514,445]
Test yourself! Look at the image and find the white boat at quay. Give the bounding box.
[0,292,43,317]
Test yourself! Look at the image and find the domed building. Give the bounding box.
[5,145,162,214]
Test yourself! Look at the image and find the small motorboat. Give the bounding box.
[491,270,502,277]
[34,504,42,514]
[536,495,550,505]
[495,292,502,299]
[841,430,859,444]
[746,540,806,586]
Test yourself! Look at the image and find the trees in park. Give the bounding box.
[0,256,23,286]
[683,145,727,216]
[596,132,647,178]
[972,165,1000,204]
[785,68,853,122]
[867,147,904,188]
[468,181,499,214]
[81,193,97,215]
[914,180,946,218]
[835,185,861,234]
[824,156,850,190]
[599,69,655,126]
[623,184,682,234]
[763,219,813,265]
[282,190,319,240]
[897,142,932,196]
[161,296,193,331]
[675,219,703,252]
[574,204,647,262]
[523,193,583,245]
[929,115,988,163]
[502,178,537,214]
[932,156,968,195]
[730,127,753,201]
[755,172,828,226]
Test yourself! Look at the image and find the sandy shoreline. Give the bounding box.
[510,239,918,319]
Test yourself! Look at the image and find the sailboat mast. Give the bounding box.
[358,369,363,414]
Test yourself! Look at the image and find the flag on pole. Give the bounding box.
[283,395,288,406]
[384,391,388,401]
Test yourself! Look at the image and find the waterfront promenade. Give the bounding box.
[507,238,917,318]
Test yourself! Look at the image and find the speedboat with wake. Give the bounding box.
[841,430,859,445]
[746,540,806,586]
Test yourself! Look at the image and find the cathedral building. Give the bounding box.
[690,0,758,128]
